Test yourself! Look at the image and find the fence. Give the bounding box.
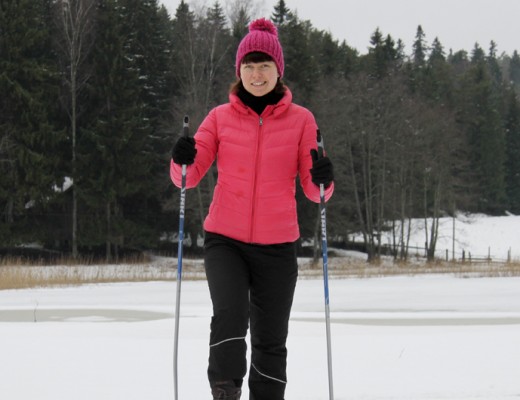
[375,243,515,264]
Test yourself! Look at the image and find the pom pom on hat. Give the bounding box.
[249,18,278,35]
[235,18,285,78]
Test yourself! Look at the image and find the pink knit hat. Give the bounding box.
[235,18,284,78]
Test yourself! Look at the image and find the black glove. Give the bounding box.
[171,136,197,165]
[310,149,334,188]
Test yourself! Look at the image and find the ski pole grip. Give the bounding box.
[317,129,324,158]
[183,115,190,138]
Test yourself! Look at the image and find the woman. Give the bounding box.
[170,18,334,400]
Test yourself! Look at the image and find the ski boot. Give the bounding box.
[211,380,242,400]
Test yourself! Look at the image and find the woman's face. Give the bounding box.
[240,60,279,97]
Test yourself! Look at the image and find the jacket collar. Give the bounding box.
[229,87,293,117]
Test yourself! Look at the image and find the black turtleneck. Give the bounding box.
[237,85,284,115]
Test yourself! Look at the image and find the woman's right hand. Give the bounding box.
[171,136,197,165]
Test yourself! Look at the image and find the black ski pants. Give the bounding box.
[203,231,298,400]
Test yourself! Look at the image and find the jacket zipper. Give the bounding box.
[249,116,263,242]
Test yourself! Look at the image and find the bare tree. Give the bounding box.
[172,1,236,237]
[225,0,265,30]
[315,69,465,263]
[418,105,464,261]
[54,0,96,258]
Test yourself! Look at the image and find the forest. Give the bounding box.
[1,0,520,262]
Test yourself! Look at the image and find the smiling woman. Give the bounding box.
[239,57,279,97]
[169,16,334,400]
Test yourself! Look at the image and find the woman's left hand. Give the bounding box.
[310,149,334,188]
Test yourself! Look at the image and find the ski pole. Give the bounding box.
[173,115,189,400]
[317,129,334,400]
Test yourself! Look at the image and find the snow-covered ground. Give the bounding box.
[353,213,520,262]
[1,276,520,400]
[1,213,520,399]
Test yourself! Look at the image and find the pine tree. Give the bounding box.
[119,0,173,127]
[457,50,507,213]
[423,37,454,104]
[271,0,292,26]
[504,90,520,213]
[201,1,233,107]
[409,25,429,93]
[171,1,199,114]
[486,41,502,85]
[364,28,400,79]
[312,31,342,77]
[364,28,382,79]
[277,15,319,102]
[78,0,153,259]
[509,50,520,93]
[335,41,359,79]
[471,43,485,63]
[227,0,254,41]
[118,0,176,244]
[412,25,427,68]
[0,0,61,244]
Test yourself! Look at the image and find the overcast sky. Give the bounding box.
[161,0,520,56]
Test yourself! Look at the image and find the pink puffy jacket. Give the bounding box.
[170,88,333,244]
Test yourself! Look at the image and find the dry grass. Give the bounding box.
[299,257,520,279]
[0,253,150,267]
[0,258,206,290]
[1,256,519,291]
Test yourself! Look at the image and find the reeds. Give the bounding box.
[1,256,519,291]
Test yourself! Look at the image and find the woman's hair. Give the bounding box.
[230,52,286,94]
[241,51,275,64]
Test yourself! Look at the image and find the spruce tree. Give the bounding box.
[171,1,198,114]
[409,25,428,93]
[277,15,318,103]
[271,0,291,26]
[119,0,173,128]
[509,50,520,93]
[412,25,427,68]
[364,29,400,79]
[228,0,251,41]
[311,31,342,77]
[486,41,502,85]
[504,90,520,213]
[119,0,176,244]
[201,1,233,107]
[423,37,454,104]
[78,0,153,259]
[0,0,61,244]
[457,49,507,213]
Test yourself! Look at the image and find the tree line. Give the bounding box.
[1,0,519,262]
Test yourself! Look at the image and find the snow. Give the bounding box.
[1,276,520,399]
[52,176,73,193]
[1,213,520,399]
[354,212,520,262]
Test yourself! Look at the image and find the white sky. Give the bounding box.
[161,0,520,55]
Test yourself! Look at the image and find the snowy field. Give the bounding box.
[1,213,520,399]
[377,213,520,262]
[1,276,520,400]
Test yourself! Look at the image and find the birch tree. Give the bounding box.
[54,0,96,258]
